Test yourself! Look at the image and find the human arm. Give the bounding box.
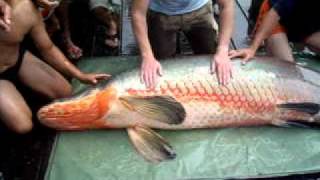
[30,11,109,84]
[131,0,162,89]
[229,8,280,62]
[213,0,234,85]
[0,0,11,32]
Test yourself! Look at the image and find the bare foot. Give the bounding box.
[64,40,83,60]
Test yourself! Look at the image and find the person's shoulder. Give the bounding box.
[13,0,39,19]
[13,0,42,31]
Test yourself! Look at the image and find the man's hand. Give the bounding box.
[140,57,163,89]
[229,47,256,65]
[77,73,111,85]
[211,47,233,85]
[0,0,11,32]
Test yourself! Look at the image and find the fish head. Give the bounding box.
[37,86,118,130]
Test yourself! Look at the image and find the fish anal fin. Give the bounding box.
[127,126,176,163]
[277,102,320,115]
[119,96,186,125]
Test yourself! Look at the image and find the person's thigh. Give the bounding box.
[147,11,179,59]
[183,3,217,54]
[305,31,320,54]
[0,80,33,134]
[266,33,294,62]
[18,51,72,99]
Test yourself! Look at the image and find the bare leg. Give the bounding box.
[305,31,320,54]
[0,80,33,134]
[18,51,72,99]
[266,33,294,62]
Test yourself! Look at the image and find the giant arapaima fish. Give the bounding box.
[38,56,320,163]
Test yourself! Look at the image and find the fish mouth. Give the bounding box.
[37,102,71,122]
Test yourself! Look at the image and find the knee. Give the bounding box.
[49,82,72,99]
[11,120,33,134]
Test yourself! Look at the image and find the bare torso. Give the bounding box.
[0,0,37,73]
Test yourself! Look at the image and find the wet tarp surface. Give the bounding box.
[46,56,320,180]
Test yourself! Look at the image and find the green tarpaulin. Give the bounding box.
[46,55,320,180]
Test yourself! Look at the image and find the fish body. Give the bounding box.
[37,56,320,162]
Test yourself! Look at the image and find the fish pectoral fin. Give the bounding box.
[119,96,186,124]
[127,126,176,163]
[277,102,320,115]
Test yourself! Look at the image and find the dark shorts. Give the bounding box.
[147,1,218,59]
[0,45,27,82]
[273,0,320,42]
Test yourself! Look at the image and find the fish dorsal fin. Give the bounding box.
[119,96,186,124]
[277,102,320,115]
[127,126,176,163]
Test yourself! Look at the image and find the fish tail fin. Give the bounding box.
[276,102,320,129]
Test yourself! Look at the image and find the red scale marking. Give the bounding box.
[126,81,277,115]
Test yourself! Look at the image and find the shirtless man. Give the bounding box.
[0,0,109,134]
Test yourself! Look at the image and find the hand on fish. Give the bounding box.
[140,56,163,89]
[77,73,111,85]
[229,47,256,64]
[212,48,233,85]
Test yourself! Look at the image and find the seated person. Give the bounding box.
[230,0,320,62]
[89,0,120,48]
[0,0,109,134]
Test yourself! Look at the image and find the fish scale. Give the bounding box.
[120,74,280,129]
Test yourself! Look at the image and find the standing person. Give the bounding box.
[230,0,320,63]
[0,0,109,134]
[132,0,234,88]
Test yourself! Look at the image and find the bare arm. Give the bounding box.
[131,0,162,89]
[56,0,71,40]
[212,0,234,85]
[29,10,109,84]
[229,8,280,61]
[250,8,280,52]
[132,0,153,60]
[217,0,234,51]
[56,0,83,59]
